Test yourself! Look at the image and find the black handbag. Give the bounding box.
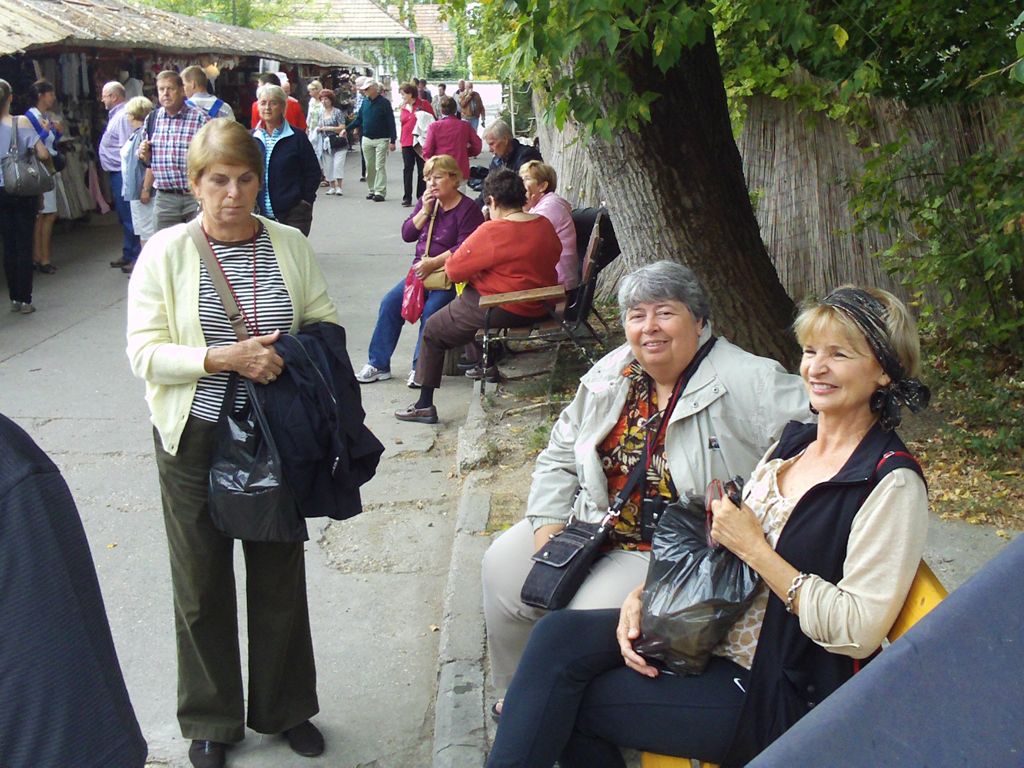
[187,219,306,542]
[1,121,54,196]
[519,337,719,611]
[208,375,307,542]
[327,132,348,150]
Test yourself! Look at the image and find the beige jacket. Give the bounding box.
[526,325,810,529]
[126,215,337,455]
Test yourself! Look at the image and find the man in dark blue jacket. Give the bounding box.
[253,84,320,235]
[347,79,397,202]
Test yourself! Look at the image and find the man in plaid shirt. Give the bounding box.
[139,71,208,233]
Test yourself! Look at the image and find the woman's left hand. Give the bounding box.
[710,496,768,563]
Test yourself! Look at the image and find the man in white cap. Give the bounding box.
[346,78,396,202]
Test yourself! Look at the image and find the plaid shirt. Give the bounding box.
[150,104,207,191]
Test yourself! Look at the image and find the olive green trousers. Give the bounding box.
[154,417,318,743]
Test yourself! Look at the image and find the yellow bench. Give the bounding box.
[640,561,948,768]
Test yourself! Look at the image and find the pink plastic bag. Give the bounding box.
[401,267,425,323]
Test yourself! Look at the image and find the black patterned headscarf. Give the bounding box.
[821,288,931,431]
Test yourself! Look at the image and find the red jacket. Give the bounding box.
[399,98,436,147]
[423,116,482,180]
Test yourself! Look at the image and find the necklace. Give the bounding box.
[202,220,260,336]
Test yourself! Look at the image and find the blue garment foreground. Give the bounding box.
[0,413,147,768]
[749,534,1024,768]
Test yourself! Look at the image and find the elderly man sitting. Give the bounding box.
[484,120,542,175]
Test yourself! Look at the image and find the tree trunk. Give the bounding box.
[581,26,798,368]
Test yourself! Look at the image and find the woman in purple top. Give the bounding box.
[520,160,578,290]
[355,154,485,388]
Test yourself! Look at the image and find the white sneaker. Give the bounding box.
[407,370,421,389]
[355,364,391,383]
[325,188,336,196]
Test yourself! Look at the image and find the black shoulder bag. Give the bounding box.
[187,219,307,542]
[520,337,718,610]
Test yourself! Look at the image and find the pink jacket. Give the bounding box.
[529,192,578,289]
[423,116,482,180]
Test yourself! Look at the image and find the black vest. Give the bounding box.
[724,420,923,766]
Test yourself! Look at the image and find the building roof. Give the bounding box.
[0,0,373,68]
[411,4,455,68]
[281,0,417,41]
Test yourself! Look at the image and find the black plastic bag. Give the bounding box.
[634,493,760,675]
[208,375,308,542]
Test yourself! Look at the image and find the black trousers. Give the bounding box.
[154,417,318,742]
[486,609,749,768]
[0,189,38,304]
[401,146,425,203]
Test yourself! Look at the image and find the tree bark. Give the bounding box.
[581,26,799,368]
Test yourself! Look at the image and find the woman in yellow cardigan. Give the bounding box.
[126,119,336,768]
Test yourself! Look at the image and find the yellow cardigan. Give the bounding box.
[126,215,338,455]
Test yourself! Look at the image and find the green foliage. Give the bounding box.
[335,38,433,84]
[136,0,293,29]
[848,105,1024,357]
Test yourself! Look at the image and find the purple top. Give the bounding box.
[401,193,485,264]
[530,192,578,289]
[98,102,133,172]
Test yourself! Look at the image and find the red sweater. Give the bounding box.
[445,216,561,316]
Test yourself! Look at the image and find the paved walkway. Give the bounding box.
[1,150,474,768]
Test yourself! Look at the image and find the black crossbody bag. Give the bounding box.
[520,337,718,610]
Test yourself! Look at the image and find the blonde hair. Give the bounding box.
[520,160,557,194]
[423,154,463,184]
[125,96,154,121]
[794,286,922,378]
[187,119,263,185]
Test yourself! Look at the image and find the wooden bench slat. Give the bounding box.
[478,285,566,307]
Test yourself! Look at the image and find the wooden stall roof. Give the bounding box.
[0,0,373,68]
[281,0,417,41]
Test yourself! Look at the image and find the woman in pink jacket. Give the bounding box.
[423,96,482,183]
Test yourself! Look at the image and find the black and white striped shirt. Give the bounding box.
[190,224,294,422]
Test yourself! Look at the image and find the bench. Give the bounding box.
[640,561,948,768]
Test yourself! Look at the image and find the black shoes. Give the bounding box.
[372,194,385,202]
[188,740,226,768]
[366,192,375,199]
[401,199,412,207]
[284,720,325,757]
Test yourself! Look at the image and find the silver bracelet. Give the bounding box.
[785,572,810,614]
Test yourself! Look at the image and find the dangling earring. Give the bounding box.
[809,404,819,415]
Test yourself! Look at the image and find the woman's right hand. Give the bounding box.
[204,330,284,384]
[617,586,659,678]
[421,186,437,213]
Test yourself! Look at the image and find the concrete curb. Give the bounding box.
[434,382,492,767]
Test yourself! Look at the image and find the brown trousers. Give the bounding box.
[418,285,541,388]
[154,417,318,742]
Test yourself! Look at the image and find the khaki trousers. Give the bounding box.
[481,518,650,688]
[154,417,318,742]
[361,136,391,197]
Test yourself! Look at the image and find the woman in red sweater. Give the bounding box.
[395,168,561,424]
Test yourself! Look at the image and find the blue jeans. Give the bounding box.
[108,172,140,263]
[367,277,456,372]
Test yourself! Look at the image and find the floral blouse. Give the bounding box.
[597,361,677,550]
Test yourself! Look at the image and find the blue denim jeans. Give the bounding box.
[367,276,456,372]
[108,172,141,263]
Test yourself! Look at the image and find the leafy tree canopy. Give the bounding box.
[135,0,295,30]
[443,0,1023,136]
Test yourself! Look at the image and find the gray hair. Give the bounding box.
[102,81,126,98]
[256,84,287,105]
[484,119,513,141]
[617,261,712,324]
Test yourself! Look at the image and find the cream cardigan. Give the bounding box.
[126,215,338,455]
